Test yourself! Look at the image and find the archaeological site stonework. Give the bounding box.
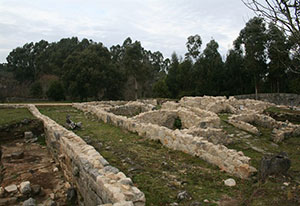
[1,95,299,205]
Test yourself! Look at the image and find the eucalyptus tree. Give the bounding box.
[267,22,291,92]
[235,17,268,98]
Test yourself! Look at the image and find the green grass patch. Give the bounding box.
[0,108,34,126]
[38,106,300,205]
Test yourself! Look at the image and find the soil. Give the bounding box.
[0,119,44,143]
[0,121,72,206]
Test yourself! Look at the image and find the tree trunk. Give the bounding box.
[254,76,258,100]
[277,80,280,93]
[134,77,138,100]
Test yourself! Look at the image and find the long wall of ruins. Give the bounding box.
[0,104,145,206]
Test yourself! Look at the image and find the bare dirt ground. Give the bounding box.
[1,139,70,206]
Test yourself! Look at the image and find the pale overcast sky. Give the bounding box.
[0,0,254,63]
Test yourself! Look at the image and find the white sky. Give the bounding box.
[0,0,254,63]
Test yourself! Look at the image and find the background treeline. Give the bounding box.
[0,17,299,101]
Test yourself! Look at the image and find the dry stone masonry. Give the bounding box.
[73,99,258,179]
[0,104,145,206]
[1,95,299,205]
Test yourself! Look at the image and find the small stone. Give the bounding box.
[4,184,18,193]
[24,131,34,139]
[20,181,31,195]
[65,182,71,189]
[0,187,4,198]
[31,185,41,195]
[177,191,190,201]
[190,201,201,206]
[23,198,36,206]
[119,178,133,185]
[44,198,56,206]
[50,193,55,200]
[11,150,24,159]
[103,166,119,174]
[0,197,17,205]
[66,188,77,204]
[224,178,236,187]
[22,119,30,124]
[53,167,59,172]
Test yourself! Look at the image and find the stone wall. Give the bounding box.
[235,93,300,107]
[0,104,145,206]
[74,103,256,179]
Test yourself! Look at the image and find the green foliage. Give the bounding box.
[46,80,65,101]
[173,116,182,130]
[152,77,170,98]
[3,25,300,100]
[235,17,268,95]
[30,82,43,98]
[185,34,202,60]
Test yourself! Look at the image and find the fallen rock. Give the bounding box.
[23,197,36,206]
[190,201,201,206]
[50,193,55,200]
[177,191,190,201]
[4,184,18,193]
[31,184,41,195]
[0,187,4,198]
[44,198,56,206]
[259,152,291,180]
[24,131,34,139]
[224,178,236,187]
[11,150,24,159]
[20,181,31,195]
[66,188,77,204]
[0,197,17,206]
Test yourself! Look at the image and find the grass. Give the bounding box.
[0,108,34,125]
[37,106,300,206]
[264,106,300,124]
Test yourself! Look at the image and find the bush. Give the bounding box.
[46,81,65,101]
[173,116,182,130]
[30,82,43,98]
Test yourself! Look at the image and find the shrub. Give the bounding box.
[173,116,182,130]
[30,82,43,98]
[46,81,65,101]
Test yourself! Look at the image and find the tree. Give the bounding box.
[46,80,65,101]
[30,81,43,98]
[267,23,291,92]
[242,0,300,40]
[242,0,300,73]
[166,52,180,98]
[6,42,36,82]
[235,17,268,98]
[185,34,202,60]
[62,43,114,101]
[194,39,224,95]
[224,49,252,95]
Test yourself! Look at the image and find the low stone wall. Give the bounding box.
[74,103,256,179]
[228,112,300,143]
[0,104,145,206]
[235,93,300,107]
[107,102,153,118]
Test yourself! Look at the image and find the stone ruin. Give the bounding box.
[1,96,299,205]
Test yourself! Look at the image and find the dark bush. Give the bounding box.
[30,82,43,98]
[46,81,65,101]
